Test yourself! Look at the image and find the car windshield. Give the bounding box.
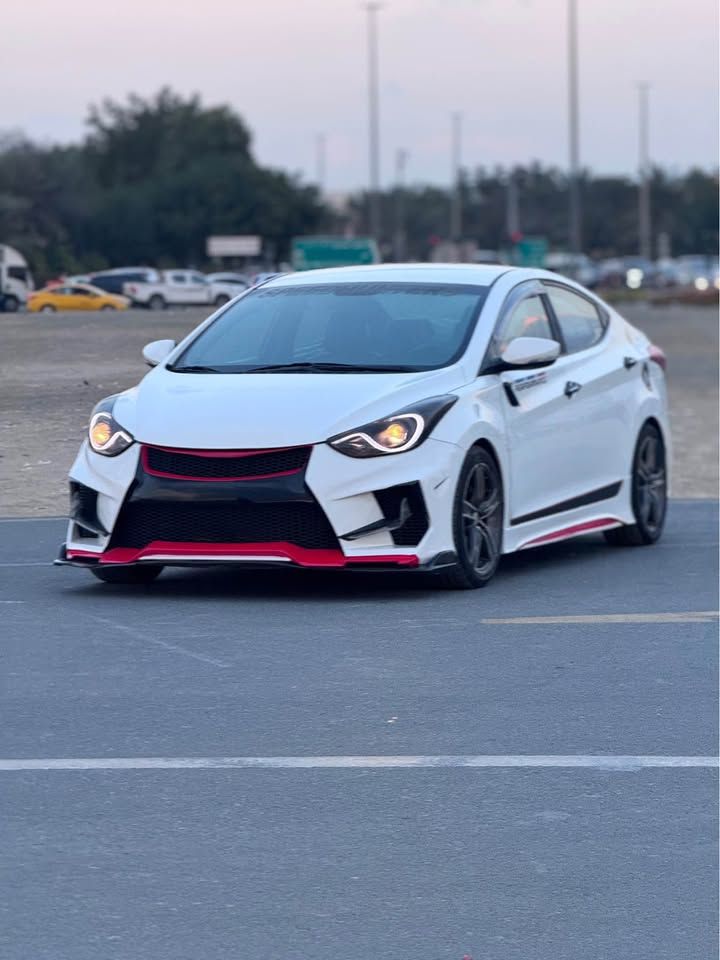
[171,282,488,373]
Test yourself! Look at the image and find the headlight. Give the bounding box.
[328,395,457,458]
[88,396,134,456]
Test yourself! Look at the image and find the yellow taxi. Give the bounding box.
[28,283,130,313]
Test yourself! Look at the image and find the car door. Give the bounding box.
[69,286,97,310]
[487,281,605,525]
[543,282,633,496]
[50,286,75,311]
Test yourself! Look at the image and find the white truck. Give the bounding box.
[122,270,240,310]
[0,245,34,312]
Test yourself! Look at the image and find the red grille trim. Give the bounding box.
[141,444,309,482]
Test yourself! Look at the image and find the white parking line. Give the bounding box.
[88,615,229,668]
[482,612,719,625]
[0,755,716,772]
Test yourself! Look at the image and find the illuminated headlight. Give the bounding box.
[328,396,457,458]
[694,276,709,291]
[626,268,643,289]
[88,397,134,456]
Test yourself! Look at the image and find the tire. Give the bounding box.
[100,304,117,311]
[40,304,56,313]
[214,294,230,307]
[91,565,163,585]
[436,446,504,589]
[148,294,166,311]
[604,421,667,546]
[2,295,19,313]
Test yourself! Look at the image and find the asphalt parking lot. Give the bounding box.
[1,502,718,959]
[0,301,717,958]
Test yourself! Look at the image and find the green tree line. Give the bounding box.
[0,88,716,282]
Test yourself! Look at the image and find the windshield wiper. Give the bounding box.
[167,364,225,374]
[242,362,419,374]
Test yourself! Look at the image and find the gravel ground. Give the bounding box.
[0,302,716,516]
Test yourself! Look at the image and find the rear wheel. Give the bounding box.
[2,295,19,312]
[91,565,163,585]
[100,304,117,311]
[604,421,666,546]
[214,294,230,307]
[148,294,166,311]
[437,447,504,589]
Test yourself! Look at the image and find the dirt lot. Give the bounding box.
[0,302,717,516]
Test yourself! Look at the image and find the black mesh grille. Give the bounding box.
[374,483,429,546]
[110,500,338,550]
[144,445,310,480]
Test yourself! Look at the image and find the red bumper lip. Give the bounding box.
[65,541,420,569]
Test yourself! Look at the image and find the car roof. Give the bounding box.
[267,263,512,288]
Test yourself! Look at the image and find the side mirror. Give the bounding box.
[501,336,560,368]
[143,339,176,367]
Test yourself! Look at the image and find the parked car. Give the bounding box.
[123,270,239,309]
[205,272,250,291]
[0,245,34,312]
[90,268,160,297]
[57,264,669,590]
[27,283,130,313]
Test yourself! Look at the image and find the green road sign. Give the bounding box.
[291,236,380,271]
[513,236,548,268]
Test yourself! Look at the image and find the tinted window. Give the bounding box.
[71,286,92,295]
[190,273,207,284]
[547,286,605,352]
[491,294,553,359]
[173,282,488,373]
[170,273,187,284]
[92,275,124,293]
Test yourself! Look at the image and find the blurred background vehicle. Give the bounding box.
[123,269,240,309]
[205,272,250,292]
[0,245,34,312]
[27,282,130,313]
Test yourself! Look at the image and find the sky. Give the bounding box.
[3,0,718,190]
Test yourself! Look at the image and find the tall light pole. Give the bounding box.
[567,0,581,261]
[638,83,652,260]
[450,111,463,243]
[393,148,408,262]
[315,133,327,196]
[364,2,383,241]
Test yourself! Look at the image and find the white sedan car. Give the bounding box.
[56,264,669,589]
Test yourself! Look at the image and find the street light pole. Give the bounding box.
[364,2,383,242]
[450,111,463,243]
[393,148,408,262]
[567,0,581,261]
[638,83,652,260]
[315,132,326,196]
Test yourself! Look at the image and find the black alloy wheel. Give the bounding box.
[91,565,163,585]
[605,421,667,546]
[438,446,504,589]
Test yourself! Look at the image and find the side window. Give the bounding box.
[71,286,91,296]
[170,273,186,284]
[546,286,605,353]
[492,294,553,359]
[190,273,207,284]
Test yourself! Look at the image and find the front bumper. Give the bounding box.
[60,437,462,571]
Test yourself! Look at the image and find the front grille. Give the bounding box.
[109,500,339,550]
[144,445,310,481]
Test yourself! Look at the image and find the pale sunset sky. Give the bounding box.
[3,0,718,188]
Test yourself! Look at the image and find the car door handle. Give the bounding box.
[623,356,638,369]
[564,380,582,398]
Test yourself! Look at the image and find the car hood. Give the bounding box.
[113,366,467,449]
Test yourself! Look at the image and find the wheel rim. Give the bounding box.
[635,431,666,533]
[461,461,502,575]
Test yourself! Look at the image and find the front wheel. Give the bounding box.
[40,304,56,313]
[91,565,163,584]
[2,295,19,312]
[604,421,667,546]
[437,446,504,589]
[100,304,117,311]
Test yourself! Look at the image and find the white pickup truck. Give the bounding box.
[123,270,240,310]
